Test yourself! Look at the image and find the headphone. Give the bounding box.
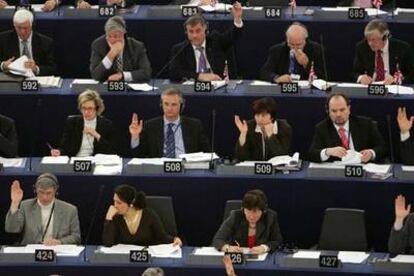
[183,14,209,35]
[33,173,59,196]
[160,89,186,114]
[325,92,351,114]
[243,189,268,213]
[129,189,136,208]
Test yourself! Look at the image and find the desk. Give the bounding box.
[1,159,413,252]
[0,6,414,81]
[0,247,409,276]
[0,80,413,159]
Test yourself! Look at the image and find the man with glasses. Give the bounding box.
[90,16,151,83]
[260,22,325,84]
[5,173,81,245]
[0,9,56,76]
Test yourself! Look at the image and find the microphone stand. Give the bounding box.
[209,109,216,171]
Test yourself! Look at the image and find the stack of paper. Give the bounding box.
[387,85,414,95]
[199,3,231,12]
[128,83,157,91]
[99,243,181,258]
[29,76,62,88]
[41,156,70,164]
[8,56,34,78]
[128,158,181,165]
[94,154,122,175]
[0,157,26,168]
[394,8,414,15]
[268,152,300,168]
[338,251,369,263]
[364,163,392,179]
[391,254,414,263]
[2,244,84,256]
[71,79,99,87]
[292,250,320,259]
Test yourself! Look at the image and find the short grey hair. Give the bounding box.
[13,9,34,26]
[364,18,390,38]
[35,173,59,190]
[285,22,308,40]
[142,267,165,276]
[104,16,126,34]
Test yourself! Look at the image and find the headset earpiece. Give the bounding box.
[33,173,59,196]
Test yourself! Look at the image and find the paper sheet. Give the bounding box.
[8,56,34,78]
[41,156,69,164]
[338,251,369,263]
[387,85,414,95]
[3,245,84,256]
[72,79,99,84]
[148,244,181,258]
[99,244,144,254]
[402,166,414,172]
[179,152,219,162]
[391,254,414,263]
[268,152,299,166]
[0,157,25,167]
[128,83,157,91]
[128,158,181,165]
[364,163,391,174]
[292,250,321,259]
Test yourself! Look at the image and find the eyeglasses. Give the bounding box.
[81,106,96,112]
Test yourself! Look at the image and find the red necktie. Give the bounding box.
[375,50,385,81]
[338,127,349,150]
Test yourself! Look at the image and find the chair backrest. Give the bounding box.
[223,200,242,221]
[318,208,368,251]
[146,196,178,237]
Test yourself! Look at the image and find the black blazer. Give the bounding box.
[260,40,325,82]
[0,114,18,158]
[388,213,414,254]
[212,209,283,253]
[132,116,210,158]
[0,30,56,76]
[308,116,387,162]
[352,38,414,84]
[58,115,117,156]
[169,25,242,82]
[400,130,414,165]
[234,119,292,161]
[102,208,173,247]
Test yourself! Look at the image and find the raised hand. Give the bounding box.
[397,107,414,134]
[10,180,23,208]
[129,113,143,140]
[395,194,411,224]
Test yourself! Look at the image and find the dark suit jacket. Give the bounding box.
[58,115,117,156]
[234,119,292,161]
[308,116,387,162]
[132,116,210,158]
[389,213,414,254]
[169,25,242,82]
[90,35,152,83]
[0,114,18,158]
[102,208,173,247]
[0,30,56,76]
[352,38,414,84]
[212,209,283,253]
[260,40,325,82]
[400,130,414,165]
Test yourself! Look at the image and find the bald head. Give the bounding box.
[286,23,308,50]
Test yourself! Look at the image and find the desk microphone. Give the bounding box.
[319,34,330,92]
[83,184,104,262]
[151,40,189,93]
[209,109,216,171]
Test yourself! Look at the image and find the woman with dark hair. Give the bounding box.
[102,184,182,247]
[234,97,292,161]
[212,189,283,254]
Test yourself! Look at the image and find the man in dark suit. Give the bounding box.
[0,9,56,76]
[353,18,414,85]
[168,1,243,82]
[90,16,152,83]
[397,106,414,165]
[260,22,325,83]
[0,114,18,158]
[308,92,386,163]
[129,88,210,158]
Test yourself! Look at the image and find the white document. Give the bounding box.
[179,152,219,162]
[3,245,84,256]
[128,157,181,165]
[268,152,299,166]
[99,244,144,254]
[29,76,62,88]
[193,247,224,256]
[41,156,69,164]
[128,83,157,91]
[292,250,321,259]
[0,157,25,167]
[148,244,181,258]
[93,164,123,175]
[364,163,391,174]
[71,79,99,85]
[402,166,414,172]
[395,8,414,14]
[312,79,336,91]
[182,80,226,90]
[391,254,414,263]
[249,80,274,86]
[340,150,362,164]
[8,56,35,78]
[235,161,265,167]
[321,7,387,16]
[199,3,231,12]
[298,80,310,88]
[337,82,367,88]
[309,162,345,169]
[386,85,414,95]
[93,154,122,165]
[338,251,369,263]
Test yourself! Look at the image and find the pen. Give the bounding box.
[46,142,53,150]
[234,240,240,247]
